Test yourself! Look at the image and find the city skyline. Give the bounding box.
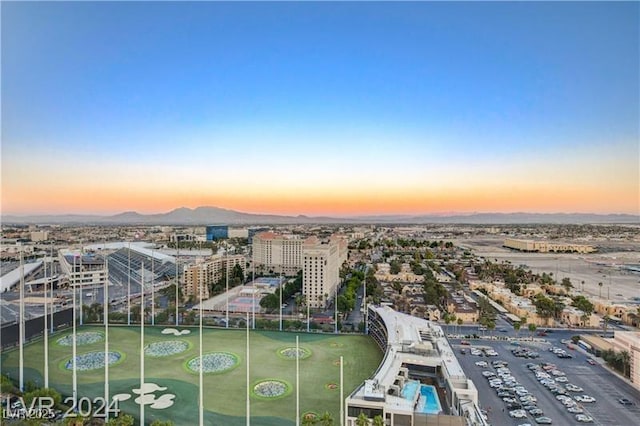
[2,2,639,216]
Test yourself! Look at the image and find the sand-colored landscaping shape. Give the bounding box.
[134,392,175,409]
[161,328,191,336]
[112,394,131,402]
[132,382,168,394]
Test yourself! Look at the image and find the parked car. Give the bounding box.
[575,414,594,423]
[618,398,634,405]
[535,417,553,424]
[509,409,527,419]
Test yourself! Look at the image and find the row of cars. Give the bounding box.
[511,344,541,359]
[526,362,594,423]
[549,345,574,359]
[464,345,499,357]
[477,358,553,425]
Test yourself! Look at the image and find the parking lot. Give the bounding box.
[453,338,640,425]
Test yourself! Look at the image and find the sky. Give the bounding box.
[2,2,639,217]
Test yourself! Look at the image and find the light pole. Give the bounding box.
[127,242,131,326]
[72,255,78,405]
[199,263,204,426]
[44,256,49,389]
[279,270,283,332]
[226,246,230,329]
[50,245,54,334]
[139,265,145,426]
[19,246,25,391]
[364,264,368,335]
[151,249,155,326]
[176,240,180,326]
[79,248,84,327]
[104,257,110,422]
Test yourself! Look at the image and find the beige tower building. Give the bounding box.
[302,236,348,309]
[183,254,245,301]
[252,232,304,276]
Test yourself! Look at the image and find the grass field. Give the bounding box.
[1,325,382,425]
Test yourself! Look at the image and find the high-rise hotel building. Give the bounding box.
[252,232,304,276]
[302,236,348,309]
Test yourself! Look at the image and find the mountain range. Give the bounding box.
[2,206,639,225]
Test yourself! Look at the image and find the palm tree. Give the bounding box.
[356,412,369,426]
[598,282,603,299]
[317,411,333,426]
[603,314,610,334]
[580,312,590,327]
[620,350,631,378]
[301,414,317,426]
[528,323,537,338]
[513,321,521,337]
[457,318,463,334]
[373,415,385,426]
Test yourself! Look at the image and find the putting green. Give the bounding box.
[1,325,382,425]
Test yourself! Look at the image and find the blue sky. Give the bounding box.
[2,1,638,215]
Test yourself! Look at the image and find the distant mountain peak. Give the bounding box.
[1,206,638,225]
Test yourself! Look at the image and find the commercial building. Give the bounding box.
[59,250,107,289]
[302,236,348,309]
[503,238,596,254]
[252,232,304,276]
[206,225,229,241]
[346,305,487,426]
[30,230,49,242]
[611,332,640,391]
[205,225,252,240]
[183,254,245,300]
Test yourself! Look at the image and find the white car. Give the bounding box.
[555,376,568,383]
[576,414,594,423]
[475,361,488,367]
[565,384,583,392]
[567,406,584,414]
[510,409,527,419]
[575,395,596,403]
[482,371,495,377]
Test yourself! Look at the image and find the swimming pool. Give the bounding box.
[401,380,443,415]
[401,380,420,400]
[417,384,443,414]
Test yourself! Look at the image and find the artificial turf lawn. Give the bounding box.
[1,325,382,425]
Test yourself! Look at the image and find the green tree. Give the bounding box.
[356,412,370,426]
[620,350,631,378]
[528,323,537,337]
[318,411,334,426]
[598,282,603,299]
[513,321,521,337]
[106,414,135,426]
[230,264,245,287]
[389,261,401,275]
[391,282,403,295]
[603,314,610,334]
[337,294,354,313]
[533,294,556,325]
[373,415,385,426]
[302,414,317,426]
[561,277,573,293]
[260,293,279,313]
[150,420,174,426]
[23,387,62,407]
[0,374,15,393]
